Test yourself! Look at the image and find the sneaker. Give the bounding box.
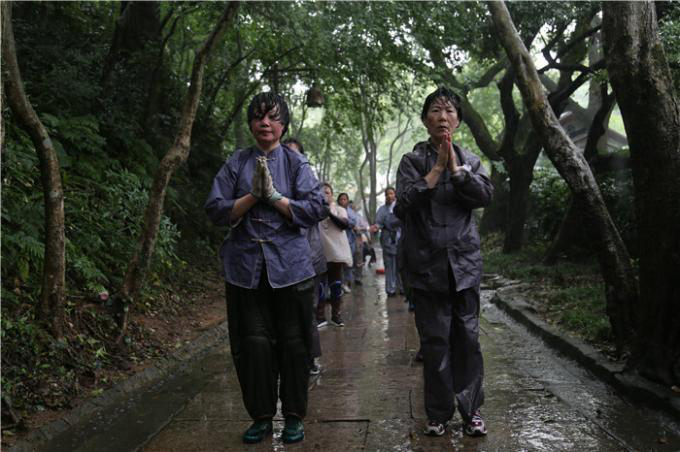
[342,284,352,293]
[243,418,273,443]
[281,416,305,444]
[330,315,345,327]
[424,420,447,436]
[317,319,328,328]
[309,358,321,375]
[387,292,396,298]
[414,349,423,362]
[464,412,487,437]
[354,280,363,286]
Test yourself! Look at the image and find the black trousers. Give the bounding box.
[413,272,484,423]
[225,275,314,420]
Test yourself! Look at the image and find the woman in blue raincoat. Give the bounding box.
[205,93,327,445]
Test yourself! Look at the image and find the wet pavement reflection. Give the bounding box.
[40,250,680,451]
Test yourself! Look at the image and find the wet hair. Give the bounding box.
[282,137,304,154]
[247,92,290,136]
[421,86,463,123]
[337,192,349,203]
[322,182,333,194]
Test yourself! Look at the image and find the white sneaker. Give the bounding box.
[464,412,487,436]
[342,284,351,294]
[317,320,328,329]
[309,358,321,375]
[424,420,447,436]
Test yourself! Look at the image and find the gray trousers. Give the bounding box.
[413,283,484,423]
[383,252,402,295]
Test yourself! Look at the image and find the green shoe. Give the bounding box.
[243,419,273,444]
[281,416,305,444]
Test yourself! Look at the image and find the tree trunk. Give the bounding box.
[544,85,616,264]
[116,2,240,343]
[488,1,639,352]
[368,130,378,224]
[602,1,680,385]
[2,2,66,338]
[101,2,162,87]
[503,157,533,253]
[479,165,508,235]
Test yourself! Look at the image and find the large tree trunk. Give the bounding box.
[101,2,162,88]
[544,84,616,264]
[488,1,639,352]
[503,154,534,252]
[116,2,240,343]
[2,2,66,338]
[602,2,680,385]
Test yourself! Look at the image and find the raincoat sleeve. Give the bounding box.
[287,161,329,228]
[448,155,494,210]
[375,205,387,228]
[396,153,433,212]
[346,209,358,228]
[204,157,240,227]
[385,212,402,230]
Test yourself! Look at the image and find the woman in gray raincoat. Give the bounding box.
[395,87,494,438]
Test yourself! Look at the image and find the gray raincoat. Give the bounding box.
[395,140,493,292]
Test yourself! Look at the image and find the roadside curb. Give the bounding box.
[486,279,680,423]
[8,321,229,452]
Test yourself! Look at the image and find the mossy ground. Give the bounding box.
[482,233,613,350]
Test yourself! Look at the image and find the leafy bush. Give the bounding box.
[2,114,181,303]
[526,156,637,254]
[526,166,570,240]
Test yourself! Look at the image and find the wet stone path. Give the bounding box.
[40,253,680,452]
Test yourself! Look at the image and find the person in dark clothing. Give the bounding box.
[395,87,494,438]
[205,93,327,444]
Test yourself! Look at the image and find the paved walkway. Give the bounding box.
[138,259,679,451]
[36,253,680,451]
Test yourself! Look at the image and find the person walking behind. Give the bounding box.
[283,137,326,375]
[350,201,368,286]
[371,187,403,297]
[337,192,358,293]
[396,87,493,438]
[205,93,327,445]
[318,183,353,327]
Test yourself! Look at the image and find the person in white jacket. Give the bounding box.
[318,182,353,327]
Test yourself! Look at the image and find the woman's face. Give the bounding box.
[338,194,349,208]
[250,105,284,151]
[423,98,460,144]
[323,186,333,204]
[385,189,396,204]
[287,142,300,153]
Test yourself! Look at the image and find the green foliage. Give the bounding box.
[527,166,571,240]
[658,3,680,95]
[525,159,637,253]
[483,235,611,345]
[2,117,181,299]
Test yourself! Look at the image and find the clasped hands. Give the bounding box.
[251,156,283,204]
[434,133,461,173]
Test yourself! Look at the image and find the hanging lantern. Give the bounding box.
[306,84,325,107]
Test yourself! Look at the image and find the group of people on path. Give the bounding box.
[205,86,493,444]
